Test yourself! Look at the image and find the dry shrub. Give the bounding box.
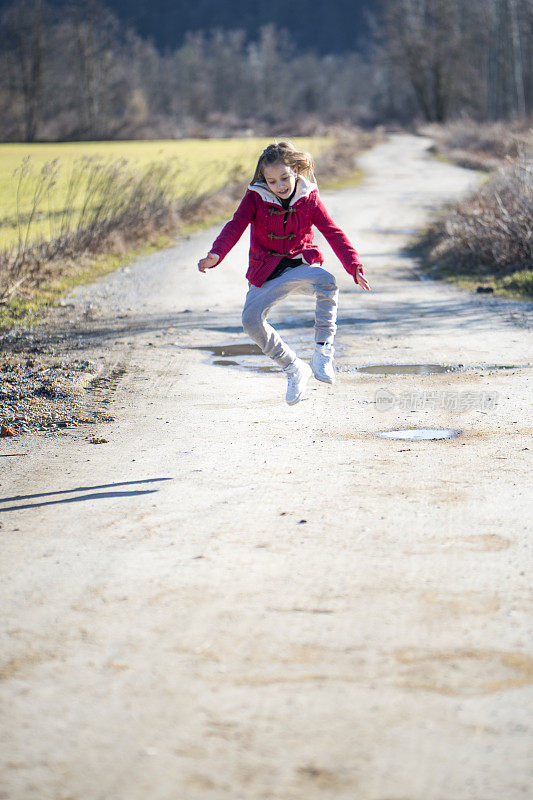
[423,120,532,171]
[415,157,533,280]
[0,156,201,302]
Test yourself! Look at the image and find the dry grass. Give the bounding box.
[0,129,379,322]
[0,155,257,315]
[0,157,185,303]
[422,119,532,171]
[412,156,533,297]
[0,138,331,248]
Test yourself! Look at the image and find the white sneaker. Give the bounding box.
[284,358,313,405]
[310,343,336,384]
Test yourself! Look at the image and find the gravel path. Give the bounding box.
[1,133,532,800]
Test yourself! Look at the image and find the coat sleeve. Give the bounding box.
[210,191,256,264]
[311,194,364,279]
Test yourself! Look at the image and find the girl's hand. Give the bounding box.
[198,252,220,273]
[354,266,370,291]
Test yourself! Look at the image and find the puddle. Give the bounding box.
[356,363,525,375]
[359,363,457,375]
[213,358,280,373]
[189,344,285,373]
[187,346,528,379]
[376,428,462,441]
[189,344,263,357]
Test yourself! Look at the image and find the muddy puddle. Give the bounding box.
[212,359,279,373]
[189,344,264,357]
[355,363,526,375]
[358,363,456,375]
[188,344,283,373]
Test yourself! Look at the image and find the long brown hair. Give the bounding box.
[251,140,316,185]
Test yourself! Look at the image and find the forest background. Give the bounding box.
[1,0,531,143]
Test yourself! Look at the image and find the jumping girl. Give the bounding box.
[198,141,370,405]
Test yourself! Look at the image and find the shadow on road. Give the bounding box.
[4,292,529,358]
[0,477,172,513]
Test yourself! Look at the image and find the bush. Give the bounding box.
[422,120,532,171]
[0,157,185,302]
[414,156,533,290]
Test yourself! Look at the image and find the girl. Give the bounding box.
[198,141,370,405]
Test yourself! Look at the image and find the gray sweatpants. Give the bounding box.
[241,263,339,369]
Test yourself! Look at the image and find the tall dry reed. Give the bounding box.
[0,155,231,303]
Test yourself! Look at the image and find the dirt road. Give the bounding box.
[1,134,532,800]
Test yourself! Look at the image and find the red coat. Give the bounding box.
[210,176,364,287]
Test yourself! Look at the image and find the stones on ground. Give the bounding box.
[0,327,117,433]
[1,424,19,437]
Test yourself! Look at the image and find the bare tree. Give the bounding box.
[488,0,529,119]
[247,25,293,121]
[170,31,214,122]
[375,0,532,122]
[376,0,467,122]
[0,0,50,141]
[63,0,124,138]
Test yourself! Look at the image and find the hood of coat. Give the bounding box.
[248,174,318,207]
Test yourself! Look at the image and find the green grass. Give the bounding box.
[0,137,329,249]
[413,255,533,301]
[496,269,533,297]
[430,269,533,300]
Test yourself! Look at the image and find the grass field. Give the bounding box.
[0,137,329,249]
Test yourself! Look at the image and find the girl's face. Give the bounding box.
[263,161,297,199]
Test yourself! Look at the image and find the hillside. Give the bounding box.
[0,0,375,53]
